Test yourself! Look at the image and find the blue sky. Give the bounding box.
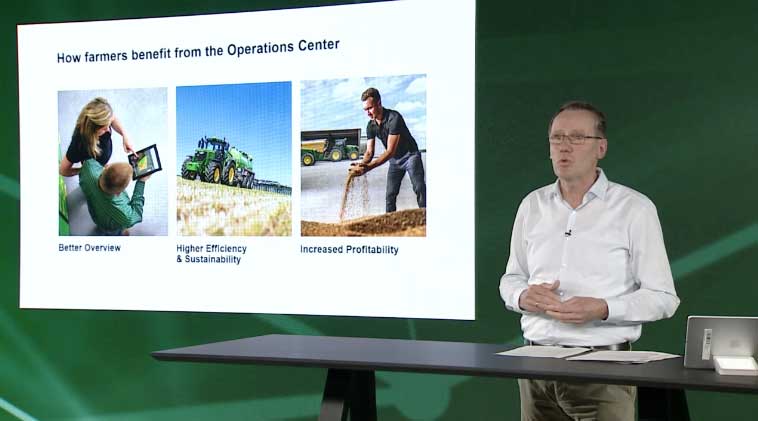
[301,74,427,150]
[176,82,291,185]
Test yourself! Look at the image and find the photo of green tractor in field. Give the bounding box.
[301,137,360,166]
[181,136,290,194]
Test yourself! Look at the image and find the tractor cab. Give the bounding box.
[196,137,229,161]
[206,137,229,152]
[331,137,347,148]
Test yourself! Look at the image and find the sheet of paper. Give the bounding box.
[566,351,680,363]
[497,346,590,358]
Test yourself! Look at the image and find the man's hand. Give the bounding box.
[519,280,562,313]
[348,162,369,176]
[543,297,609,324]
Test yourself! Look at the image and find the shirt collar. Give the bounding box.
[374,107,388,127]
[550,168,609,202]
[589,168,609,201]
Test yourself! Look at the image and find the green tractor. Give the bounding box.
[301,137,360,166]
[181,136,291,194]
[181,136,255,186]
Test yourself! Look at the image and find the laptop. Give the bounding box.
[684,316,758,369]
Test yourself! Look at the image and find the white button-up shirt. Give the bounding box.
[499,169,679,346]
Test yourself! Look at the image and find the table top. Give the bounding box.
[152,334,758,394]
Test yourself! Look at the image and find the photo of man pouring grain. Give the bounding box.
[300,77,427,237]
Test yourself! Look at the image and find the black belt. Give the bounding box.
[525,340,631,351]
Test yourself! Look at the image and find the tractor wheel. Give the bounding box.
[222,162,236,186]
[302,153,315,166]
[330,149,343,162]
[204,161,221,184]
[348,151,359,160]
[181,158,196,180]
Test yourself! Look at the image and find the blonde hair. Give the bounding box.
[100,162,132,195]
[75,97,113,158]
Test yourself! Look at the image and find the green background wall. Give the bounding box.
[2,1,757,419]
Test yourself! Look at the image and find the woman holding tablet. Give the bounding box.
[59,97,135,176]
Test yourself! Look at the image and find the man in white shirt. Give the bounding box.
[499,101,680,421]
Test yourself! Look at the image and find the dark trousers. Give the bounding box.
[385,151,426,212]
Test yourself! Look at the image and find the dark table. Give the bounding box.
[152,334,758,421]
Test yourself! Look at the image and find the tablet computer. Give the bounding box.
[128,144,162,180]
[684,315,758,369]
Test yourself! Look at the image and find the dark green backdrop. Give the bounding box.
[2,1,757,420]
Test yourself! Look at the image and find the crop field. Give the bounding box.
[176,177,291,236]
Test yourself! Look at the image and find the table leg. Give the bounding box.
[638,387,690,421]
[319,369,376,421]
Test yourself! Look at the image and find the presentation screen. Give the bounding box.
[18,0,475,319]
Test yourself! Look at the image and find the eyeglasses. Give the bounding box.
[548,134,604,145]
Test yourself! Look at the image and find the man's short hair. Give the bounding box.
[361,87,381,103]
[549,101,607,138]
[101,162,132,195]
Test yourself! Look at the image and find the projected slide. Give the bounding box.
[18,0,475,319]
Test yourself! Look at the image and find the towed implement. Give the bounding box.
[301,137,360,166]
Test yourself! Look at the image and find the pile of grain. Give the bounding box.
[302,208,425,237]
